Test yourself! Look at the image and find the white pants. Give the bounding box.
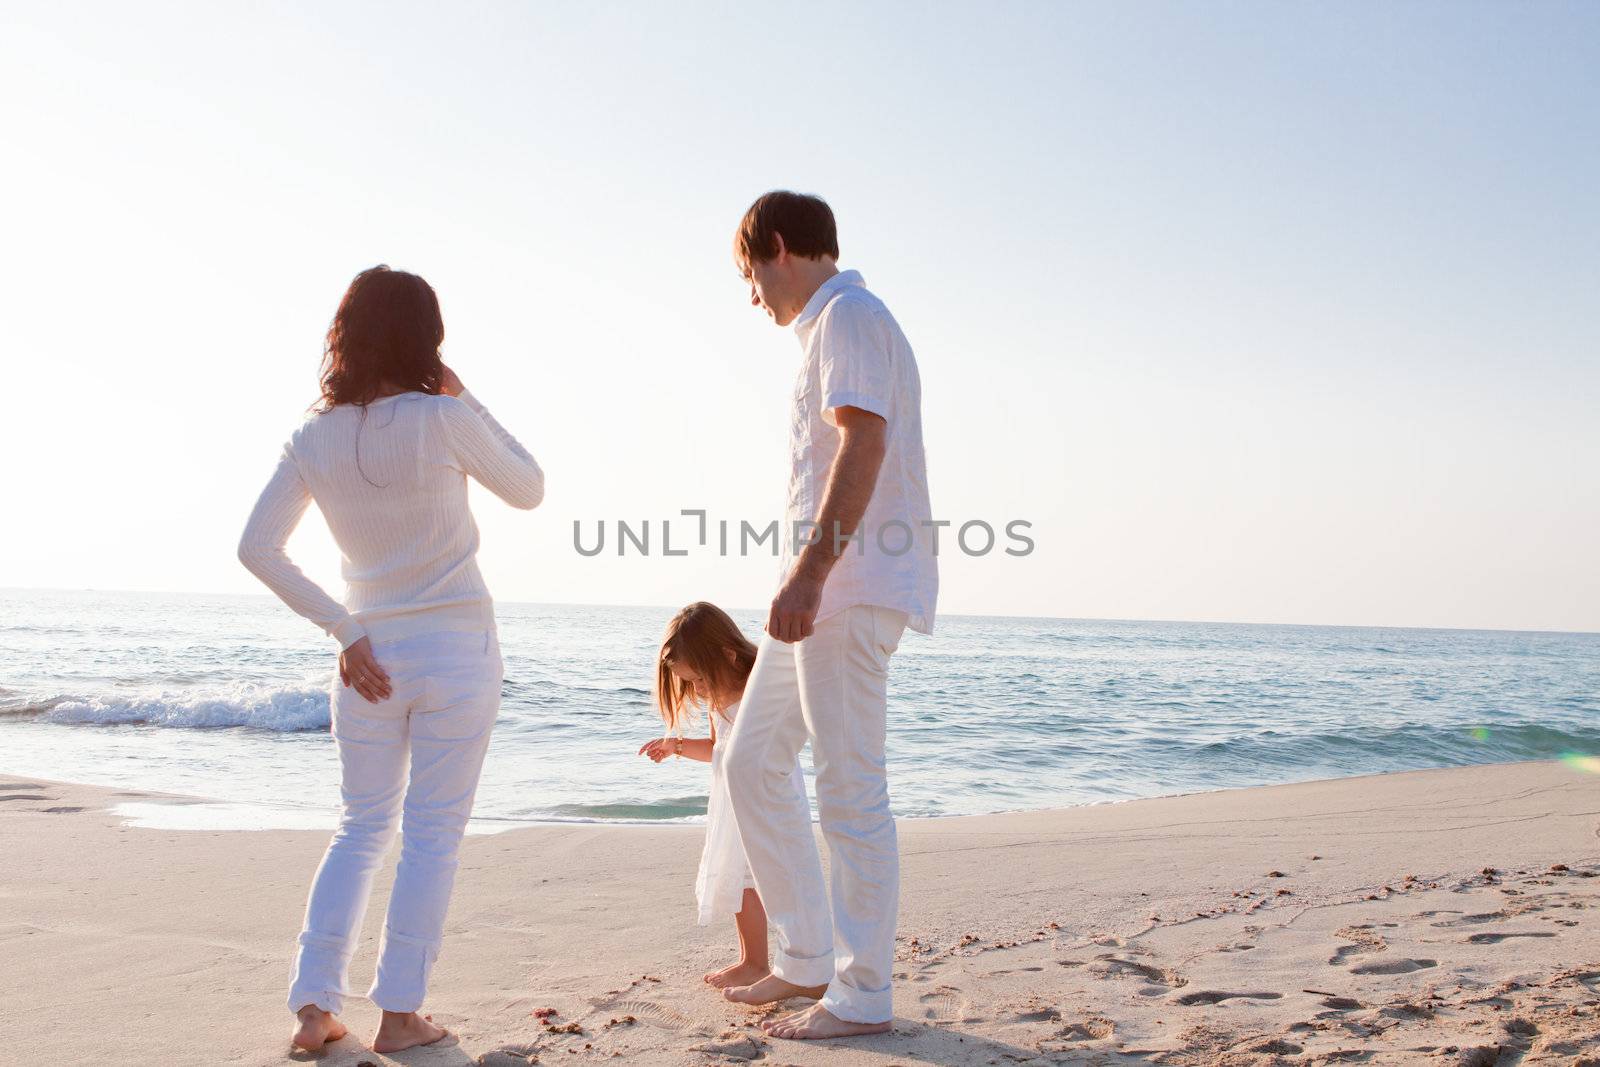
[724,604,908,1024]
[288,628,502,1015]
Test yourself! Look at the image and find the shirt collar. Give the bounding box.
[792,269,864,341]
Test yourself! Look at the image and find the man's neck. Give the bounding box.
[790,259,842,317]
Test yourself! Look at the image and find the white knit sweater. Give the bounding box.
[238,388,543,648]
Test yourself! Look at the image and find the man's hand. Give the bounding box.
[338,637,392,704]
[767,569,825,644]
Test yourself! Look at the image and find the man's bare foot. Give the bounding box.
[290,1005,348,1051]
[372,1010,449,1053]
[763,1002,892,1040]
[704,960,771,989]
[722,974,828,1005]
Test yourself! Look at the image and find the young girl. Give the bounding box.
[638,601,805,990]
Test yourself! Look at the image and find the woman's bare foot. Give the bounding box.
[290,1005,348,1051]
[372,1010,449,1053]
[704,960,771,989]
[722,974,827,1005]
[763,1002,892,1040]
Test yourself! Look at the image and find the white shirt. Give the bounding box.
[783,270,938,634]
[238,389,544,648]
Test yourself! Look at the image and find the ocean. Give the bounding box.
[1,588,1596,831]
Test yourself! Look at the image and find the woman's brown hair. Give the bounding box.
[315,265,446,412]
[654,602,758,734]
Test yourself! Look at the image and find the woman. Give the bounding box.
[238,265,544,1054]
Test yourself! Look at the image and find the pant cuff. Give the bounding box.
[287,991,344,1015]
[289,932,349,1015]
[821,979,893,1025]
[770,946,835,989]
[368,926,438,1013]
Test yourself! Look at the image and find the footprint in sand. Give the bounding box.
[1465,931,1557,944]
[1555,969,1600,992]
[689,1035,765,1061]
[478,1044,541,1066]
[919,986,978,1024]
[1089,955,1187,988]
[1328,925,1387,965]
[1174,990,1283,1006]
[1431,911,1507,927]
[1089,934,1132,948]
[592,998,698,1032]
[1012,1006,1062,1023]
[1249,1038,1304,1055]
[1350,958,1437,975]
[1056,1016,1115,1041]
[42,806,85,814]
[0,794,52,802]
[1505,896,1559,918]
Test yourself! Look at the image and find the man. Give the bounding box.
[722,190,937,1040]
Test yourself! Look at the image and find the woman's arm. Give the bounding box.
[638,737,714,763]
[438,388,545,510]
[237,445,367,649]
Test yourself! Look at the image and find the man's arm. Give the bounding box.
[768,405,888,643]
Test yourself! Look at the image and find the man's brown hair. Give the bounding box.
[734,190,840,267]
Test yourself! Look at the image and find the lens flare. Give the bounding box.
[1559,753,1600,775]
[1470,727,1490,742]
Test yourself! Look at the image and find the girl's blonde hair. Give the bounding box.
[654,601,758,734]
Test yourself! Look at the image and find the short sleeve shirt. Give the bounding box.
[782,270,938,634]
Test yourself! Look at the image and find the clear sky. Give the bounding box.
[2,2,1596,632]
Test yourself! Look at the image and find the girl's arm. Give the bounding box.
[638,737,713,763]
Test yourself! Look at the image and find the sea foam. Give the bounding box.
[40,685,330,732]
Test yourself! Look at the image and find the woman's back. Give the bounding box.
[239,387,543,649]
[246,265,545,1051]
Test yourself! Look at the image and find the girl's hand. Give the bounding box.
[439,363,465,397]
[638,737,677,763]
[338,637,392,703]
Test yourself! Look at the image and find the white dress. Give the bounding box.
[694,699,807,926]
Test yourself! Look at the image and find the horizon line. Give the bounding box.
[2,585,1594,639]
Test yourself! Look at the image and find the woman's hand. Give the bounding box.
[638,736,678,764]
[338,637,392,703]
[439,363,465,398]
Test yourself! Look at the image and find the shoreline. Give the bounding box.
[7,756,1593,833]
[3,760,1598,1064]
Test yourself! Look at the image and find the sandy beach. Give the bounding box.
[2,761,1597,1065]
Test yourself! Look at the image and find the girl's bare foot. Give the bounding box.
[290,1005,348,1051]
[722,974,827,1005]
[764,1002,892,1040]
[372,1010,449,1053]
[704,960,771,989]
